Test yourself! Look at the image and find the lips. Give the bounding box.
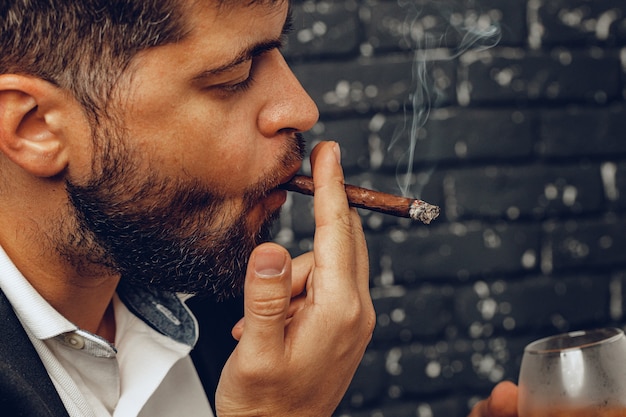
[273,164,301,192]
[258,167,300,214]
[265,187,288,207]
[257,167,300,215]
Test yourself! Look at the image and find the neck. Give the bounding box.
[0,168,121,342]
[0,232,121,342]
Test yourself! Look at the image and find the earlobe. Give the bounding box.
[0,74,70,177]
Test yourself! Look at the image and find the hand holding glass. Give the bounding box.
[518,327,626,417]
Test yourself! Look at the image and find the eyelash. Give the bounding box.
[219,73,255,94]
[213,31,288,96]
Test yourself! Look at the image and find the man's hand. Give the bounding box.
[217,141,375,417]
[468,381,519,417]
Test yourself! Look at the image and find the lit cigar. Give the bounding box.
[279,175,440,224]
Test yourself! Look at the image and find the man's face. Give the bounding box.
[61,1,319,298]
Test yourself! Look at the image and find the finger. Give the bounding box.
[233,251,315,341]
[488,381,518,416]
[308,142,358,296]
[349,208,370,296]
[236,242,291,358]
[469,381,518,417]
[291,252,313,297]
[231,318,244,340]
[231,293,307,341]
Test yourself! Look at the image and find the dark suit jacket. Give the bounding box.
[0,290,242,416]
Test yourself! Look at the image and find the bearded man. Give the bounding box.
[0,1,374,416]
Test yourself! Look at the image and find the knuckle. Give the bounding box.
[249,293,290,320]
[361,302,377,337]
[364,303,376,334]
[337,299,376,337]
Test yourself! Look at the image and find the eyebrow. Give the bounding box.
[192,9,293,80]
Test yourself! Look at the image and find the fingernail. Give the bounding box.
[254,247,286,278]
[333,142,341,164]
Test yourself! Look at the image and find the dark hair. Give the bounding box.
[0,0,189,122]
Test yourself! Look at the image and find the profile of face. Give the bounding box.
[61,0,319,299]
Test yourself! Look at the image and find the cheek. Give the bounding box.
[178,121,258,186]
[173,111,281,190]
[122,83,277,193]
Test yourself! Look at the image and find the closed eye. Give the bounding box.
[195,8,292,97]
[216,74,256,94]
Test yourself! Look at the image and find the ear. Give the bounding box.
[0,74,75,177]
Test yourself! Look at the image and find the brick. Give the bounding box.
[538,104,626,158]
[534,0,626,46]
[373,108,534,168]
[284,2,360,59]
[371,285,454,342]
[306,109,534,174]
[476,0,528,46]
[379,222,542,283]
[466,335,531,387]
[453,275,611,334]
[305,118,371,173]
[339,350,387,409]
[386,343,471,395]
[446,163,605,220]
[613,162,626,209]
[291,56,456,115]
[459,48,622,105]
[336,334,533,416]
[361,0,517,52]
[385,335,531,396]
[618,272,626,319]
[547,217,626,270]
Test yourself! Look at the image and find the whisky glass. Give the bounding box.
[518,327,626,417]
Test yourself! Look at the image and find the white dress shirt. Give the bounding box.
[0,245,214,417]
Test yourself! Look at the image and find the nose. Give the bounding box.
[257,50,319,137]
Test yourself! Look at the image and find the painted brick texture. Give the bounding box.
[276,1,626,416]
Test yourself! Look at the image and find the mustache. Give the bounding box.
[242,132,306,208]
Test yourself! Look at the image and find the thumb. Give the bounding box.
[238,243,292,356]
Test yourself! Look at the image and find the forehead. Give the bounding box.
[182,0,288,41]
[189,0,287,17]
[118,0,289,93]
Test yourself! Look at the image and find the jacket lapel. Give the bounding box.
[0,290,70,417]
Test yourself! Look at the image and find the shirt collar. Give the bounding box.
[117,279,199,347]
[0,245,76,339]
[0,244,198,347]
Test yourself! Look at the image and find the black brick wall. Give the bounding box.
[276,1,626,416]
